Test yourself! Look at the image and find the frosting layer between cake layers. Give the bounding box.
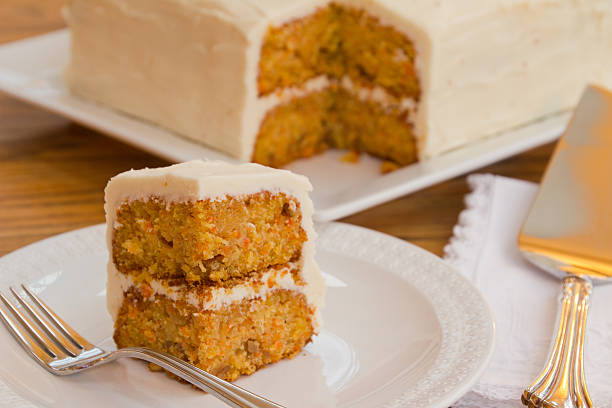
[104,160,325,330]
[66,0,612,162]
[107,262,310,319]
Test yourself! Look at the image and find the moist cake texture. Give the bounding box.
[112,192,306,284]
[114,273,314,381]
[105,160,325,382]
[257,3,419,99]
[115,289,313,381]
[65,0,612,170]
[253,87,417,168]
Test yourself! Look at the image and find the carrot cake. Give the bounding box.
[65,1,612,169]
[104,160,325,381]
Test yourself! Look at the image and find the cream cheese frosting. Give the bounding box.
[104,160,325,330]
[106,261,323,330]
[66,0,612,161]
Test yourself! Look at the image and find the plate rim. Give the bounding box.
[0,222,495,408]
[0,29,567,222]
[315,222,495,408]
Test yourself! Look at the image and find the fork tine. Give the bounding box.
[21,285,94,350]
[0,293,65,359]
[0,299,56,366]
[10,287,79,357]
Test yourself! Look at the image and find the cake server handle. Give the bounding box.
[521,275,592,408]
[115,347,286,408]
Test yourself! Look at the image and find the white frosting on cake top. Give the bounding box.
[104,160,312,208]
[104,160,325,329]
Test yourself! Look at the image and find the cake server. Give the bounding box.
[519,85,612,408]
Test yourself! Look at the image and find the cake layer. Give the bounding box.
[253,86,417,168]
[258,3,419,99]
[112,192,306,283]
[114,288,313,381]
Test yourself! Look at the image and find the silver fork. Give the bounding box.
[0,284,285,408]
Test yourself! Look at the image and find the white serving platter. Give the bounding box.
[0,30,570,221]
[0,222,494,408]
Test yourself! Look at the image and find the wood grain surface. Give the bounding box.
[0,0,554,259]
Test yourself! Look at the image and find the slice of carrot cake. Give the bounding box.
[104,160,325,381]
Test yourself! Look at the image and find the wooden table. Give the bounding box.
[0,0,554,258]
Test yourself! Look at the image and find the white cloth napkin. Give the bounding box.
[444,174,612,408]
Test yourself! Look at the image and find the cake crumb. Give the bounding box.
[341,150,360,163]
[381,160,400,174]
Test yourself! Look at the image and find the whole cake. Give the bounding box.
[104,160,325,381]
[66,1,612,169]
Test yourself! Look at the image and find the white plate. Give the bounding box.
[0,30,568,221]
[0,223,494,408]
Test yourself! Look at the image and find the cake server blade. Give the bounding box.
[520,85,612,278]
[519,84,612,408]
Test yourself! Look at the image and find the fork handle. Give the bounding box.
[116,348,285,408]
[521,275,592,408]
